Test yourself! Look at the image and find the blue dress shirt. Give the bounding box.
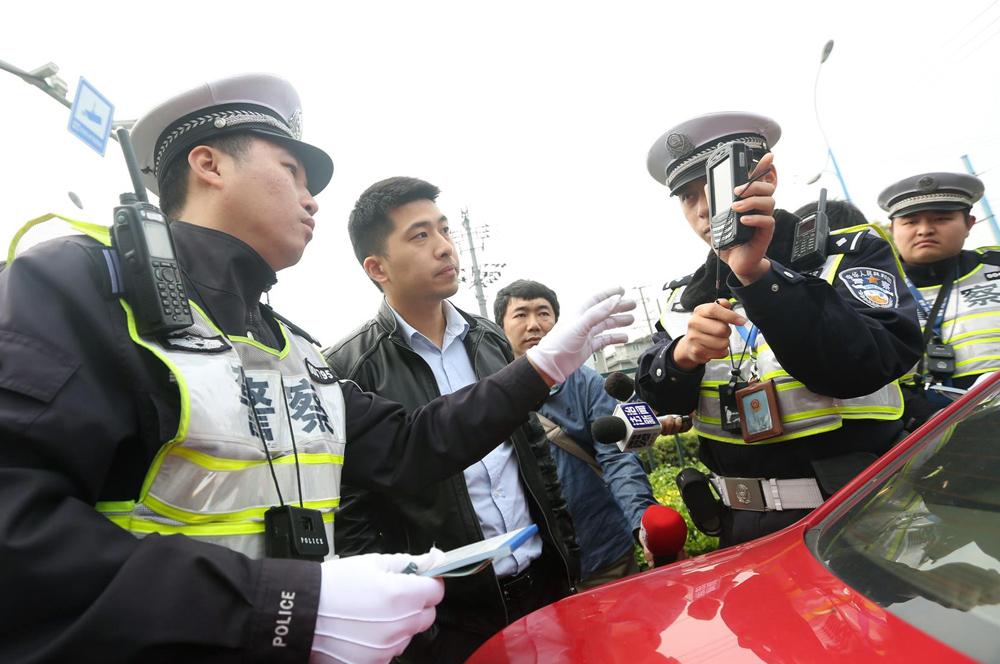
[389,301,541,577]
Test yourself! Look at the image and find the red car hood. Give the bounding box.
[469,525,969,663]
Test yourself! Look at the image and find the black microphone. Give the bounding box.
[604,371,636,402]
[591,412,692,450]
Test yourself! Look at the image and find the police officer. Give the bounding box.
[0,74,633,663]
[637,112,922,546]
[879,172,1000,430]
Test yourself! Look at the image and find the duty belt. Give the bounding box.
[711,475,824,512]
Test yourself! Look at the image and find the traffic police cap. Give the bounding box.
[647,112,781,195]
[877,172,984,219]
[130,73,334,197]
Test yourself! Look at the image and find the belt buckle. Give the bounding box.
[721,477,768,511]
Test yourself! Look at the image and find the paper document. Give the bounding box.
[420,524,539,578]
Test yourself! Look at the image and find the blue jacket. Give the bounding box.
[540,365,657,579]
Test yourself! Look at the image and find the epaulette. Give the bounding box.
[826,228,869,255]
[664,273,694,290]
[978,249,1000,267]
[261,303,321,346]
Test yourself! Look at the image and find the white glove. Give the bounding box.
[310,549,446,664]
[526,286,635,383]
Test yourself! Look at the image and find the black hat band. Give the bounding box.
[153,107,299,177]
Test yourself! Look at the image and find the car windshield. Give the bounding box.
[810,378,1000,662]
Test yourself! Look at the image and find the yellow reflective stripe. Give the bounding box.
[143,493,340,524]
[956,354,1000,369]
[106,510,335,536]
[169,445,344,471]
[95,500,136,513]
[695,420,843,445]
[947,327,1000,343]
[952,336,1000,350]
[834,223,907,279]
[187,301,292,359]
[953,368,999,379]
[7,213,111,262]
[942,310,1000,329]
[822,253,846,285]
[118,300,192,501]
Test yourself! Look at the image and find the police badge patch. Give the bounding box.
[305,359,337,384]
[837,267,898,309]
[163,332,231,353]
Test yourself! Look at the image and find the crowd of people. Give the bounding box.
[1,74,998,664]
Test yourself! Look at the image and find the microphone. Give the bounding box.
[604,371,636,402]
[591,412,692,451]
[640,504,688,566]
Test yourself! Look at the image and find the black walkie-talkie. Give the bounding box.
[111,128,193,336]
[790,187,830,271]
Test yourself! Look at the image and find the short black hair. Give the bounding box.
[348,176,441,266]
[493,279,561,325]
[157,134,254,220]
[792,198,868,232]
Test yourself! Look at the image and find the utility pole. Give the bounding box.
[461,208,489,318]
[961,154,1000,245]
[636,285,655,336]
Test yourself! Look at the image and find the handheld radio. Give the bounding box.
[790,187,830,271]
[706,142,755,251]
[111,128,193,336]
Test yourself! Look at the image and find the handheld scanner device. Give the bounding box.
[707,142,755,251]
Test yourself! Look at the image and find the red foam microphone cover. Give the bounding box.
[641,504,688,557]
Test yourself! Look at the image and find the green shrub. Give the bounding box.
[647,462,719,557]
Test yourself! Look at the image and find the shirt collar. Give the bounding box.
[388,300,470,350]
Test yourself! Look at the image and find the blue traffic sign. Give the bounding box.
[68,77,114,156]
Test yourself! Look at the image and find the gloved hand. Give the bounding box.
[310,549,446,664]
[526,286,635,384]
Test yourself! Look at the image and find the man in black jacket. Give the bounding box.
[0,77,632,664]
[325,176,581,663]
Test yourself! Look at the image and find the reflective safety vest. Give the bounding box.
[9,214,346,560]
[902,247,1000,385]
[658,224,905,445]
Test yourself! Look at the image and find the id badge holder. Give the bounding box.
[735,379,783,443]
[718,373,748,434]
[265,505,330,562]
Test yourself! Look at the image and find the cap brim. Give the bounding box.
[260,131,334,196]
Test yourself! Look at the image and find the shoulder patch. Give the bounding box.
[837,267,899,309]
[163,331,231,353]
[827,230,867,255]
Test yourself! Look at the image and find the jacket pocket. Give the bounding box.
[0,330,79,431]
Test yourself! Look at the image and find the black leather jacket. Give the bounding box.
[324,300,580,656]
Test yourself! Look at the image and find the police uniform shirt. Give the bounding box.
[0,222,550,661]
[636,212,923,481]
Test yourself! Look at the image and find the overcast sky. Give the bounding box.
[4,1,1000,346]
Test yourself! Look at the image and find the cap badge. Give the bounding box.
[917,176,937,192]
[666,132,694,159]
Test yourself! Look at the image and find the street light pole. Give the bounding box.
[961,154,1000,244]
[812,40,852,201]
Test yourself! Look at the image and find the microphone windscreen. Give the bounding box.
[642,505,688,557]
[604,372,636,402]
[591,416,627,444]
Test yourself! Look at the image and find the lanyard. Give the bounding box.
[904,269,956,343]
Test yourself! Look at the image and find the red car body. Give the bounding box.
[469,376,1000,663]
